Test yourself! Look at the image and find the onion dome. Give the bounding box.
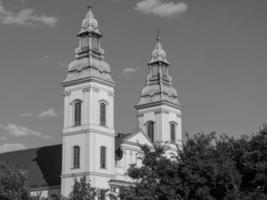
[149,35,169,65]
[80,5,101,35]
[136,35,181,108]
[62,6,115,87]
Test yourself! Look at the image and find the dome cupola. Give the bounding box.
[62,6,115,87]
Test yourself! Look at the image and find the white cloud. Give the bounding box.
[39,108,57,118]
[20,112,34,117]
[0,143,25,153]
[0,1,58,27]
[40,55,49,62]
[20,108,58,118]
[121,67,141,76]
[0,124,52,139]
[135,0,188,18]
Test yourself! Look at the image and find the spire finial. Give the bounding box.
[87,4,93,10]
[156,27,161,42]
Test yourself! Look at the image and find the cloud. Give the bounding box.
[0,143,26,153]
[40,55,49,62]
[20,108,58,118]
[0,124,52,139]
[39,108,57,118]
[135,0,188,18]
[121,67,141,76]
[20,112,34,117]
[0,1,58,27]
[39,54,67,67]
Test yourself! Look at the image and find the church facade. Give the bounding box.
[0,7,182,199]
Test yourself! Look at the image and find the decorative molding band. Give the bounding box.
[154,110,162,114]
[29,185,60,191]
[82,87,91,92]
[63,91,71,96]
[92,87,100,92]
[61,171,116,179]
[164,110,170,114]
[63,85,114,96]
[63,128,115,137]
[61,76,117,88]
[108,91,114,97]
[135,100,183,111]
[137,113,144,117]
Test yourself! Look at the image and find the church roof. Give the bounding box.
[0,144,62,189]
[62,6,115,87]
[136,36,181,108]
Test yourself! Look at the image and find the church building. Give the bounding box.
[0,6,182,199]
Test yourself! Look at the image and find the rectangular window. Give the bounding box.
[170,123,176,144]
[100,103,106,126]
[73,146,80,169]
[100,146,106,169]
[74,102,81,126]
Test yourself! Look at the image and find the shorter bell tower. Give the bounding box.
[135,35,183,146]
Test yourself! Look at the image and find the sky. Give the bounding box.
[0,0,266,153]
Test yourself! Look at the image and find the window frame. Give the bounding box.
[72,99,82,127]
[99,100,108,126]
[73,146,80,169]
[170,122,177,144]
[146,121,155,142]
[100,146,107,169]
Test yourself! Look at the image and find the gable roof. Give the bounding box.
[115,130,153,150]
[0,144,62,188]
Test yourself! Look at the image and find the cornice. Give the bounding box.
[61,171,115,179]
[135,100,183,111]
[61,76,117,88]
[62,128,115,137]
[64,85,114,95]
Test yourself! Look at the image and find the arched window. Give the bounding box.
[100,103,106,126]
[170,123,176,144]
[74,100,82,126]
[147,121,154,142]
[73,146,80,169]
[100,146,106,169]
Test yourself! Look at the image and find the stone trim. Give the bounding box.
[135,100,183,110]
[108,91,114,97]
[61,76,117,88]
[61,171,115,179]
[64,91,71,96]
[63,128,115,137]
[137,113,144,117]
[92,87,99,92]
[82,87,91,92]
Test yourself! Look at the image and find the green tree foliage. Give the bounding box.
[0,161,29,200]
[120,125,267,200]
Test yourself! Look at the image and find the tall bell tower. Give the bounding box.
[61,6,116,197]
[135,35,183,146]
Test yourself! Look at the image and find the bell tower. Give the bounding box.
[61,6,116,197]
[135,35,183,146]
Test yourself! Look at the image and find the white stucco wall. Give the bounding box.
[61,81,116,197]
[137,105,182,145]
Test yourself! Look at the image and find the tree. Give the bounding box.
[120,126,267,200]
[0,161,29,200]
[67,176,106,200]
[231,125,267,199]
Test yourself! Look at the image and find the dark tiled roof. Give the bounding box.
[0,144,62,188]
